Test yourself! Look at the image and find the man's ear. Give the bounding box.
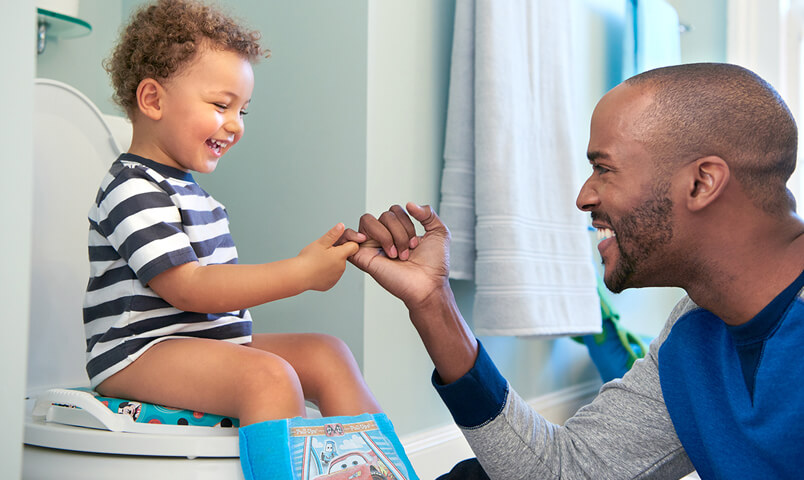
[685,156,730,212]
[135,78,164,121]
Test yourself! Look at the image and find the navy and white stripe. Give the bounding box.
[83,154,252,387]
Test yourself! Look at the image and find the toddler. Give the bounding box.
[84,0,381,432]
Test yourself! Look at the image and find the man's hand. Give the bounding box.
[341,202,479,383]
[343,203,451,312]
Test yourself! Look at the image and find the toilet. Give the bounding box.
[22,79,244,479]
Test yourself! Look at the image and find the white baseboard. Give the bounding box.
[401,380,601,479]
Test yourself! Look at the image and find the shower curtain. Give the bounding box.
[438,0,600,336]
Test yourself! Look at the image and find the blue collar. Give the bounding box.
[118,153,196,183]
[727,268,804,345]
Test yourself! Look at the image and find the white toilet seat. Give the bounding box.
[24,398,240,459]
[23,445,244,480]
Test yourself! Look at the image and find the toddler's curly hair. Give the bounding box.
[105,0,268,117]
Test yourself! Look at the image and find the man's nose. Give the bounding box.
[576,176,599,212]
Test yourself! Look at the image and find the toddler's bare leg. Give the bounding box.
[96,337,306,426]
[247,333,382,417]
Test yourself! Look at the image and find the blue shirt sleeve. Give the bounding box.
[431,341,509,428]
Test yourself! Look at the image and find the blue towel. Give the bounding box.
[239,413,418,480]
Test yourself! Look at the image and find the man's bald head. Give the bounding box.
[625,63,797,215]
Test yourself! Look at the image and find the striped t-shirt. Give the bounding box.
[83,153,252,388]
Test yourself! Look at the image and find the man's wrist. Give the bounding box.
[406,281,479,384]
[405,279,453,318]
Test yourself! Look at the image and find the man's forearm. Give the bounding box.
[408,285,479,384]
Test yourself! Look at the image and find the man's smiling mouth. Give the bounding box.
[596,227,616,241]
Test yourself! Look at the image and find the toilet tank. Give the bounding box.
[27,79,129,395]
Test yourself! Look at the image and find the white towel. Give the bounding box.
[623,0,682,77]
[439,0,600,337]
[440,0,477,281]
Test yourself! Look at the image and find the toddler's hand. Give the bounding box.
[298,223,360,291]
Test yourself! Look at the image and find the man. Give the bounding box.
[344,63,804,479]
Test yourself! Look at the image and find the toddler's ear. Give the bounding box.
[136,78,164,121]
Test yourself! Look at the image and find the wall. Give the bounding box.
[572,0,731,340]
[1,2,35,479]
[35,0,451,436]
[22,0,732,452]
[197,0,370,364]
[38,0,372,361]
[668,0,728,64]
[37,1,123,115]
[363,0,463,434]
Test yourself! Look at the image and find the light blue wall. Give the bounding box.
[38,0,371,361]
[668,0,728,64]
[196,0,370,362]
[29,0,731,441]
[362,0,462,434]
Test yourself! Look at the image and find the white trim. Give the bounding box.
[401,380,601,479]
[727,0,784,88]
[784,2,804,206]
[727,0,804,210]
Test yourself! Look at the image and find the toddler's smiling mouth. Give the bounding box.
[206,139,229,155]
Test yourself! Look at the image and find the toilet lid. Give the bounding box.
[24,399,239,458]
[28,79,122,394]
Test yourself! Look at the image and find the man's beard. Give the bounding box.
[597,194,675,293]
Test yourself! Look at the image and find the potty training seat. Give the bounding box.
[27,387,241,459]
[35,388,240,433]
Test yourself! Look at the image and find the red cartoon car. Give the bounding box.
[313,450,396,480]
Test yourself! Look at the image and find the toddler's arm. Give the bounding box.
[148,223,359,313]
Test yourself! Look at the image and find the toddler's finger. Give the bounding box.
[337,228,366,246]
[320,223,346,246]
[335,241,360,258]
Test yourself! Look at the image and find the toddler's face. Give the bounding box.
[154,47,255,173]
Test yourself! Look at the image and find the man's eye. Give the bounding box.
[593,164,610,174]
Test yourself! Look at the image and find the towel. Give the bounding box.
[439,0,600,337]
[623,0,682,78]
[440,0,477,280]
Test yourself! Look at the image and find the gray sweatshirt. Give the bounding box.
[434,297,698,479]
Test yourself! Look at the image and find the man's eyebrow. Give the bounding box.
[587,151,609,162]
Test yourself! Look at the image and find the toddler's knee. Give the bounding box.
[238,354,306,422]
[307,333,355,364]
[246,354,302,396]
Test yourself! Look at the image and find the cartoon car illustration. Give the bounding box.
[313,450,396,480]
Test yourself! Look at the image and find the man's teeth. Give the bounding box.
[597,228,615,241]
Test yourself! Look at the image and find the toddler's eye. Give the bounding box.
[239,109,249,116]
[213,103,227,111]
